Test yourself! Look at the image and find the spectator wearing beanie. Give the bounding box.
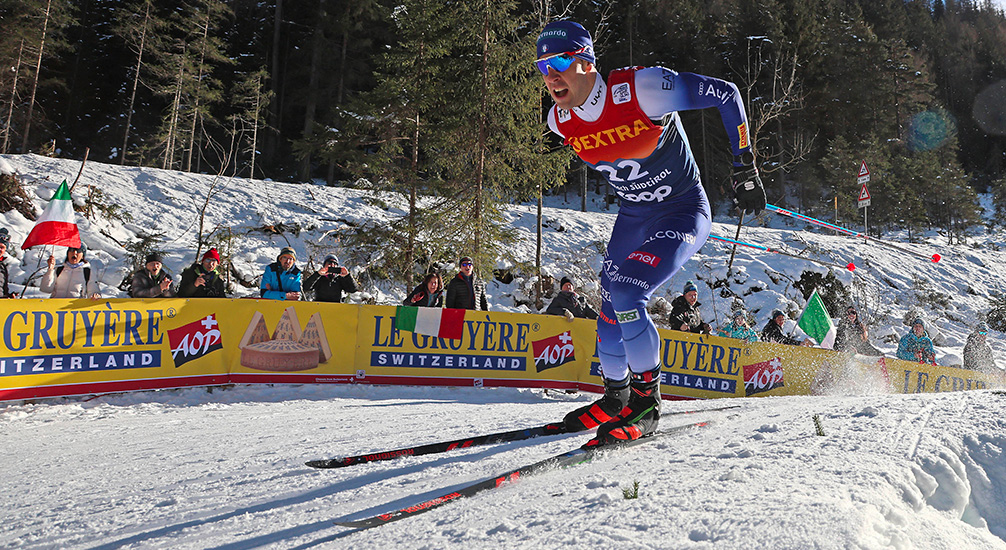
[261,247,302,301]
[130,252,177,298]
[304,253,357,303]
[668,280,711,334]
[545,275,597,321]
[897,318,936,363]
[179,248,227,298]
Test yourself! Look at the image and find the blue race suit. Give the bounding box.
[548,66,752,382]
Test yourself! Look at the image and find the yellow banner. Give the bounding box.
[0,299,1001,401]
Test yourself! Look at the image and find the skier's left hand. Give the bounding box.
[732,160,766,215]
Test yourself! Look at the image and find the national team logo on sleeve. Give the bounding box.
[611,82,632,105]
[737,122,749,149]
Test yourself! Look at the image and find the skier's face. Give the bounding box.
[684,291,697,306]
[541,57,595,111]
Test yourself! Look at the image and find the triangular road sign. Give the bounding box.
[858,161,870,178]
[859,184,871,201]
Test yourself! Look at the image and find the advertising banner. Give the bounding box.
[0,299,1001,402]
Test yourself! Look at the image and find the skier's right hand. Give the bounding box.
[732,157,766,214]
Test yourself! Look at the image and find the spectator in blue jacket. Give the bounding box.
[261,247,302,301]
[717,309,759,342]
[897,318,936,364]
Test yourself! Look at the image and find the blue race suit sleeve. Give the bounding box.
[634,67,752,161]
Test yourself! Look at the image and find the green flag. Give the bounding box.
[798,290,836,348]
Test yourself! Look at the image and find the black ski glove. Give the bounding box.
[731,156,766,215]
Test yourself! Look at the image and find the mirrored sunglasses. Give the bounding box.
[535,46,587,76]
[979,330,988,335]
[460,262,473,267]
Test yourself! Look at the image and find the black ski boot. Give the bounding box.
[595,366,661,443]
[562,375,630,432]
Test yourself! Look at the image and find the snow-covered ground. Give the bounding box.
[2,384,1005,549]
[1,153,1006,548]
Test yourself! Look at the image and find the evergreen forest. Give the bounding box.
[2,0,1006,255]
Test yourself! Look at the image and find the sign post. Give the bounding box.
[857,161,871,240]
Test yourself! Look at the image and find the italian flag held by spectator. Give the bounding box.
[798,289,836,349]
[21,180,81,250]
[395,306,466,340]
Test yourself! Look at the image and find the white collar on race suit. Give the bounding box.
[571,73,606,123]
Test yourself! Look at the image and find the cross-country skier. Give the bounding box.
[536,21,765,443]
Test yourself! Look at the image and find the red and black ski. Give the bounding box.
[306,422,567,469]
[305,404,738,469]
[335,419,713,529]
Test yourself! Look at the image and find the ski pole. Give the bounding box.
[765,204,941,263]
[708,235,855,271]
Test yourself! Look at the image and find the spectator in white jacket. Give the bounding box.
[40,244,100,299]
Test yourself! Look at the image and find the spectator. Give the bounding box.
[129,253,177,298]
[304,254,357,303]
[896,318,936,364]
[834,305,883,356]
[762,310,813,346]
[668,281,711,335]
[40,243,100,299]
[404,272,444,308]
[963,321,994,371]
[178,248,227,298]
[260,247,302,301]
[717,309,758,342]
[0,228,13,298]
[445,256,488,310]
[545,276,598,321]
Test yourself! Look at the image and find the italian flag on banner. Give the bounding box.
[21,180,81,250]
[395,306,466,340]
[797,289,837,349]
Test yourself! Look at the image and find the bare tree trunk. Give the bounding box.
[21,0,53,153]
[337,1,349,106]
[265,0,282,164]
[121,1,151,165]
[406,112,419,281]
[2,40,24,155]
[474,0,490,256]
[299,0,325,182]
[186,12,211,172]
[249,73,262,178]
[163,52,185,169]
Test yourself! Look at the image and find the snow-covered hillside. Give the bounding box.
[2,153,1004,366]
[2,154,1006,548]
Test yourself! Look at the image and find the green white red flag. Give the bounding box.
[395,306,466,340]
[21,180,81,250]
[797,289,836,349]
